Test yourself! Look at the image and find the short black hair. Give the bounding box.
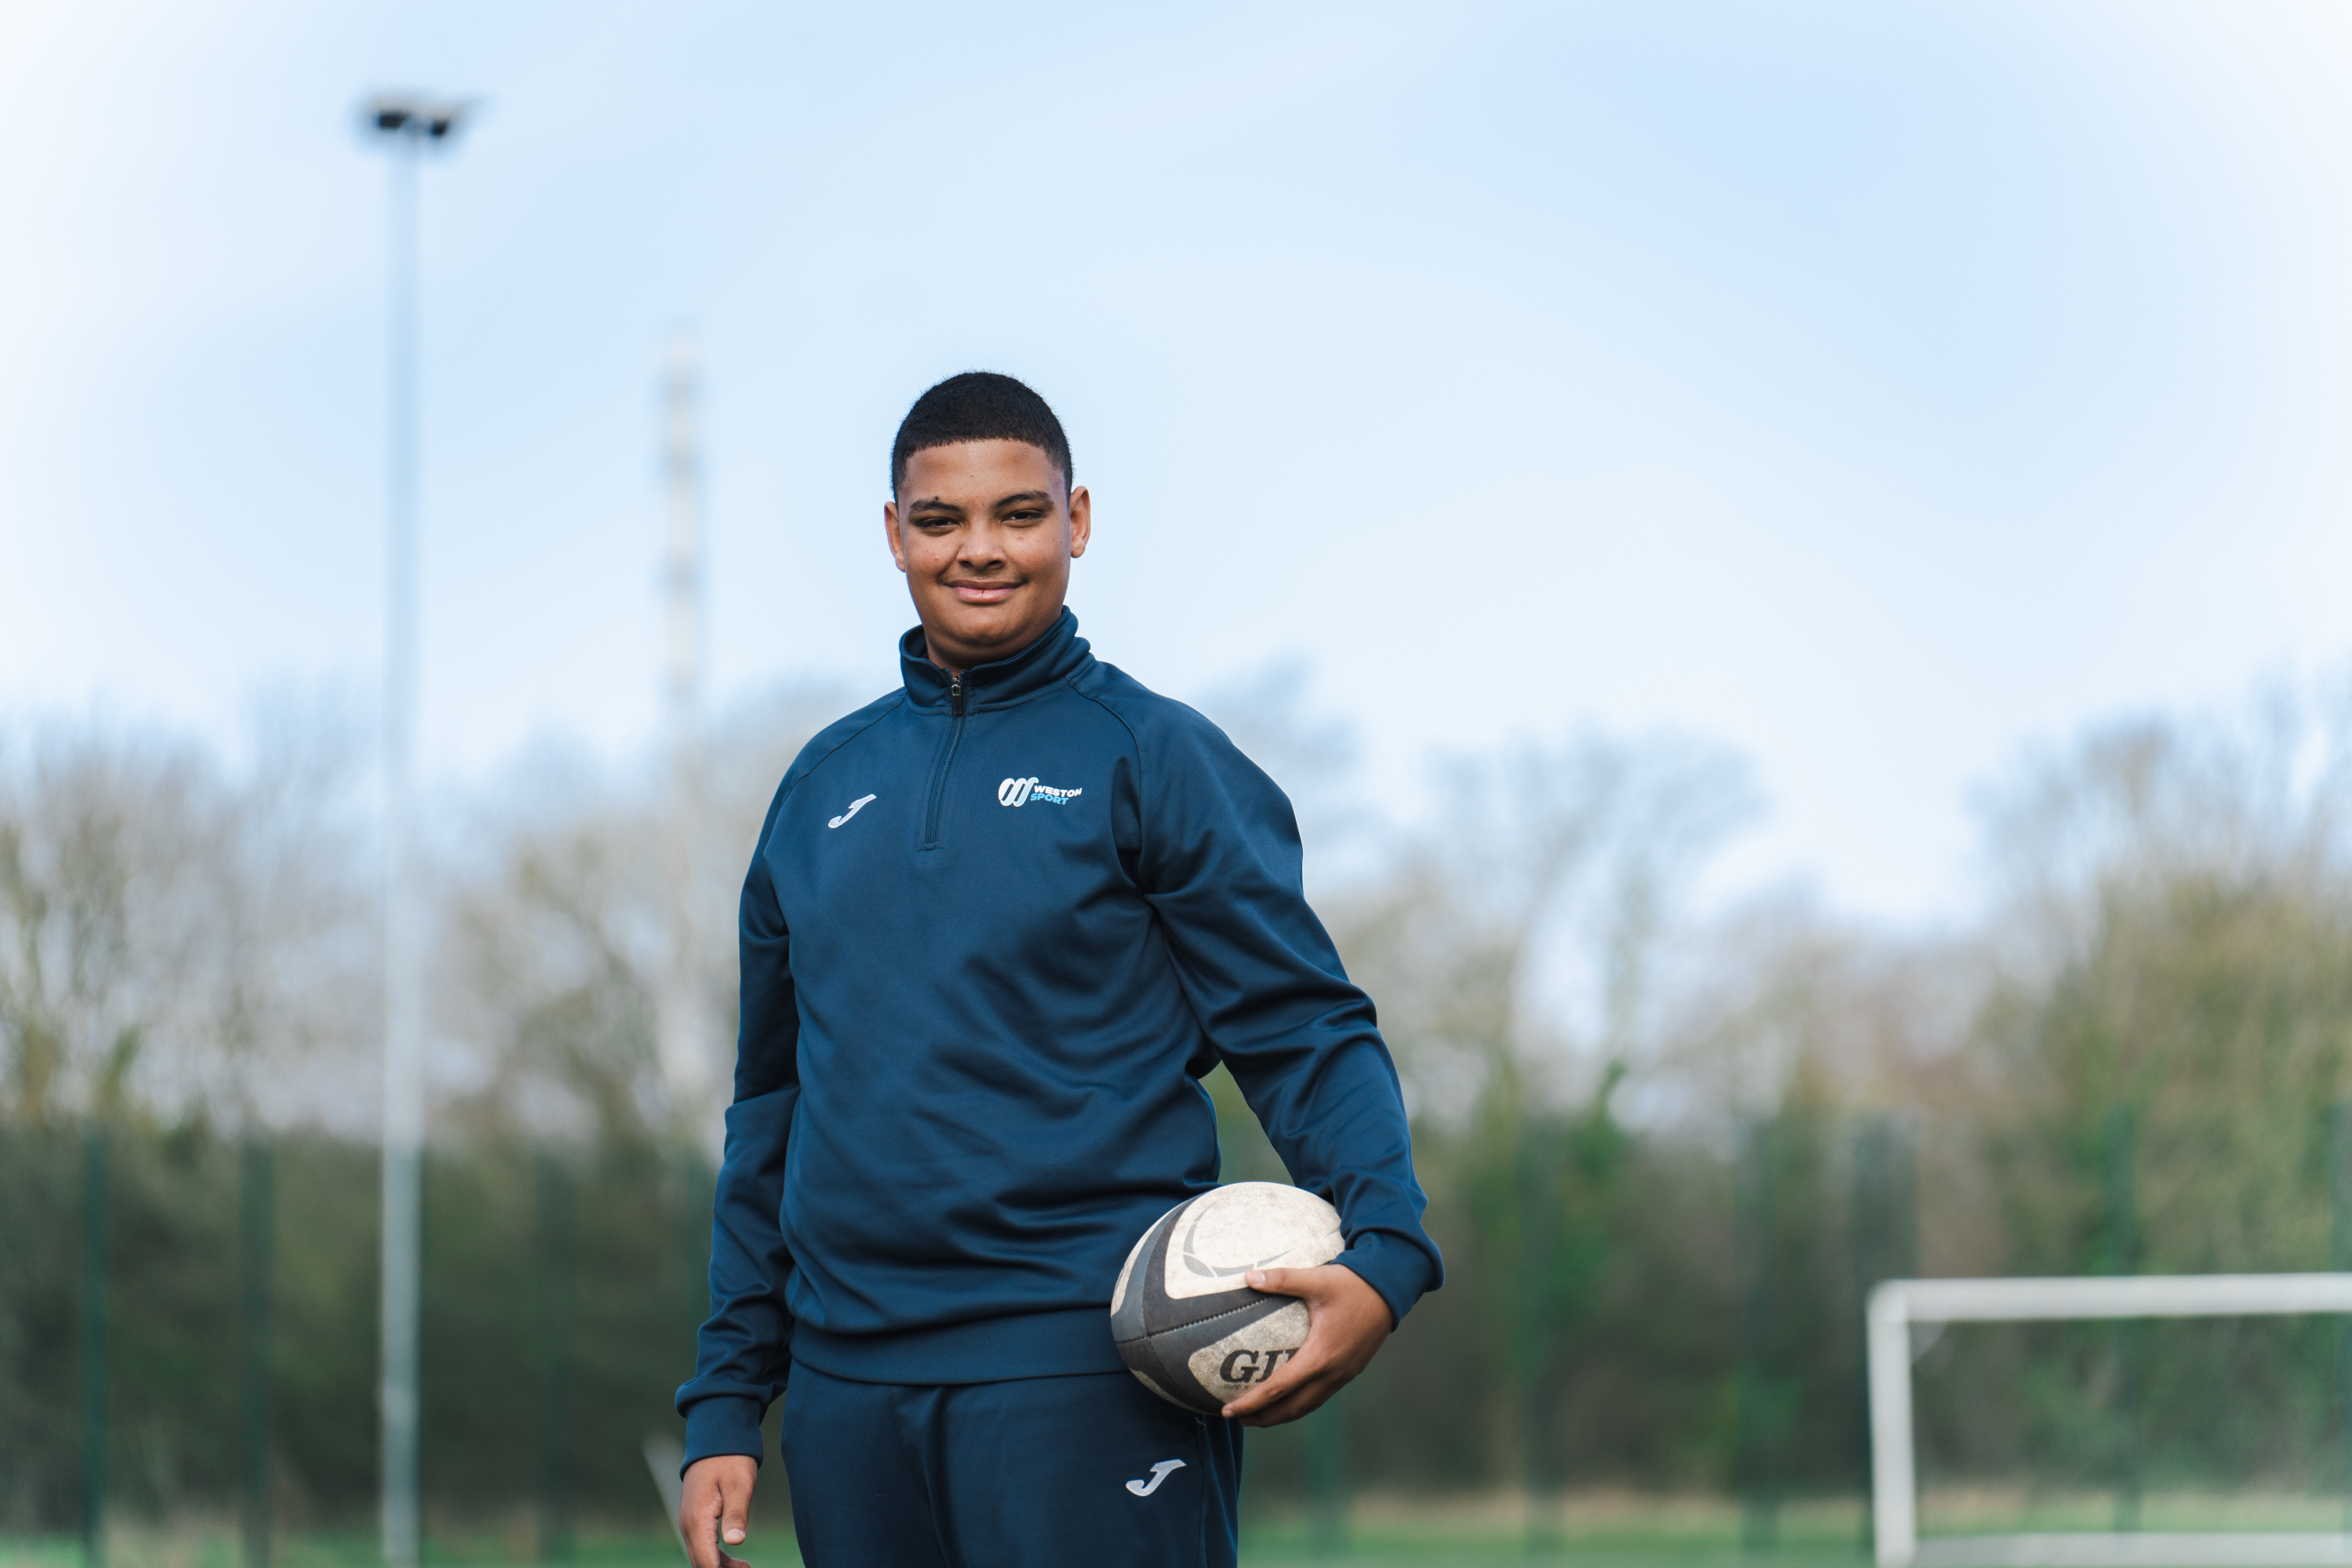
[890,372,1072,497]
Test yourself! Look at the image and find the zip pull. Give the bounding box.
[950,674,966,716]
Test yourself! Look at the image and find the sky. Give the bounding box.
[4,0,2350,925]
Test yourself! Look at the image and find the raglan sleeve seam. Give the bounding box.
[1074,682,1151,879]
[779,695,905,809]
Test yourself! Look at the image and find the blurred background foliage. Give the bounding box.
[6,666,2352,1540]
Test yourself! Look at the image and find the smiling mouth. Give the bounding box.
[946,580,1019,603]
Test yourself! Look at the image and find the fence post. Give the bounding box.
[1736,1115,1778,1551]
[676,1148,712,1337]
[80,1123,108,1568]
[1852,1115,1918,1555]
[241,1137,275,1568]
[2330,1102,2352,1532]
[2101,1106,2139,1533]
[534,1148,577,1563]
[1519,1117,1560,1552]
[1307,1393,1349,1558]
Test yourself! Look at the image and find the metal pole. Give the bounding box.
[241,1138,276,1568]
[656,334,710,1122]
[1307,1397,1348,1557]
[675,1148,714,1338]
[80,1123,107,1568]
[2331,1102,2352,1532]
[661,334,702,728]
[358,92,470,1568]
[1853,1118,1890,1554]
[534,1149,577,1563]
[1737,1115,1779,1552]
[2102,1106,2138,1534]
[380,133,424,1568]
[1517,1119,1557,1552]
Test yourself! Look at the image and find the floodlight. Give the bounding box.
[360,91,476,146]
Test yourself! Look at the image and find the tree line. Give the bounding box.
[5,670,2352,1538]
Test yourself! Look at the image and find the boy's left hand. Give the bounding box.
[1218,1263,1393,1427]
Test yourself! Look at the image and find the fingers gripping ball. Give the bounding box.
[1109,1183,1344,1414]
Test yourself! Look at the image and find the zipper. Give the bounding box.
[921,673,967,847]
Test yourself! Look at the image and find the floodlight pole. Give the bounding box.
[657,332,712,1123]
[379,121,424,1568]
[360,91,470,1568]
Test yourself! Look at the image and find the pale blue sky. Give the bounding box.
[4,1,2349,921]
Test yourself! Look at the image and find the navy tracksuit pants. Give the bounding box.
[778,1362,1243,1567]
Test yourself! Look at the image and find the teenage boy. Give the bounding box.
[675,373,1440,1568]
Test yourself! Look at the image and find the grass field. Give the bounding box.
[4,1490,2341,1568]
[0,1528,1868,1568]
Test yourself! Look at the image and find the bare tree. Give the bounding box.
[435,681,848,1146]
[1330,729,1756,1128]
[0,704,370,1130]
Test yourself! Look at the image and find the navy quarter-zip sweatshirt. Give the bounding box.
[677,611,1442,1464]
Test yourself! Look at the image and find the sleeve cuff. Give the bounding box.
[1336,1230,1440,1329]
[682,1394,769,1472]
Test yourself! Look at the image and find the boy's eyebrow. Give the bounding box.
[905,489,1054,519]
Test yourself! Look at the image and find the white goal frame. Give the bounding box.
[1868,1273,2352,1568]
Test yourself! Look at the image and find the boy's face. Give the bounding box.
[885,439,1092,674]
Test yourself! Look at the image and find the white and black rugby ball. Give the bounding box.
[1109,1182,1345,1415]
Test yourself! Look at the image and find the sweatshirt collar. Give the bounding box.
[897,608,1092,713]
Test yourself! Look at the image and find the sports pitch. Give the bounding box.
[8,1493,2343,1568]
[0,1497,1930,1568]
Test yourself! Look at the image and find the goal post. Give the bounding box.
[1867,1273,2352,1568]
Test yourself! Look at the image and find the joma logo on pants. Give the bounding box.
[1219,1347,1297,1384]
[998,776,1083,808]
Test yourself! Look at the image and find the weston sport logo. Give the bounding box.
[998,776,1083,808]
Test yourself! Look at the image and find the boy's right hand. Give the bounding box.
[680,1455,760,1568]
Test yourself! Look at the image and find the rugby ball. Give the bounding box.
[1109,1182,1346,1415]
